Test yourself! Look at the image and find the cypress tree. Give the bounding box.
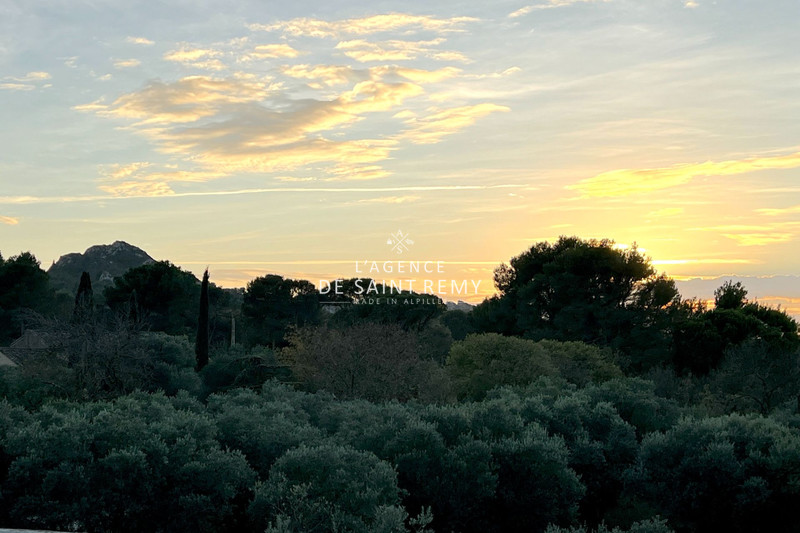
[73,271,94,321]
[195,268,210,371]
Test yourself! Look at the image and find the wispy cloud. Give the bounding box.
[242,43,302,60]
[722,233,794,246]
[164,47,226,70]
[648,207,684,217]
[1,71,52,91]
[335,38,468,63]
[0,184,521,205]
[252,13,478,39]
[399,103,510,144]
[0,83,35,91]
[0,215,19,225]
[127,36,154,45]
[509,6,535,17]
[756,205,800,216]
[570,149,800,197]
[652,258,758,265]
[114,59,141,69]
[281,64,357,87]
[357,195,421,204]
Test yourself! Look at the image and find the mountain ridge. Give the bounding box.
[48,241,155,293]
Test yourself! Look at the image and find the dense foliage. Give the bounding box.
[1,237,799,532]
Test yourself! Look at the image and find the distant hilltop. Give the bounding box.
[48,241,154,293]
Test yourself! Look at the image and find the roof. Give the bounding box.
[0,349,17,367]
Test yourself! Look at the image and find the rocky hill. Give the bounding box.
[48,241,154,294]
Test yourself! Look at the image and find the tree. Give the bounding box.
[714,280,748,310]
[248,444,413,533]
[475,237,670,355]
[195,269,209,371]
[708,341,800,414]
[673,283,799,375]
[73,271,94,322]
[282,324,450,402]
[636,414,800,532]
[241,275,319,348]
[446,334,558,400]
[104,261,200,335]
[0,251,54,343]
[327,279,446,332]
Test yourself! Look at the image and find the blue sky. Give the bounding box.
[1,0,799,312]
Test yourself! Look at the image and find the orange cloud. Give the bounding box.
[570,149,800,197]
[0,215,19,225]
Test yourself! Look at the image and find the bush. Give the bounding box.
[635,414,800,532]
[249,443,411,533]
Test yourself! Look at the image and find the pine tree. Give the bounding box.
[195,268,210,371]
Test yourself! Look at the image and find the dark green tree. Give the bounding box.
[714,280,748,310]
[241,274,319,348]
[72,271,94,322]
[104,261,200,335]
[673,282,798,375]
[0,251,54,343]
[195,268,210,371]
[475,237,673,363]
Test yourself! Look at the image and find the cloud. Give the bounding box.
[0,215,19,225]
[756,205,800,216]
[242,43,301,59]
[399,103,510,144]
[0,83,35,91]
[1,71,52,91]
[684,1,699,7]
[570,149,800,197]
[164,47,226,70]
[358,195,420,204]
[102,162,151,180]
[74,20,504,190]
[648,207,684,217]
[98,167,226,197]
[335,38,466,63]
[323,165,391,182]
[0,184,521,205]
[13,71,51,81]
[79,73,432,182]
[722,233,794,246]
[252,13,478,39]
[282,64,357,87]
[652,258,758,266]
[127,36,154,45]
[529,0,609,9]
[114,59,141,69]
[509,6,535,17]
[99,181,176,197]
[86,76,274,125]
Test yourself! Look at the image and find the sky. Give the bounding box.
[1,0,799,314]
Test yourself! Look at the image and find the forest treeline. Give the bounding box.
[0,237,799,532]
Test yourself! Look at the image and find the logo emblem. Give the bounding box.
[387,230,414,255]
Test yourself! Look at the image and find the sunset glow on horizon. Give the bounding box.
[1,0,799,315]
